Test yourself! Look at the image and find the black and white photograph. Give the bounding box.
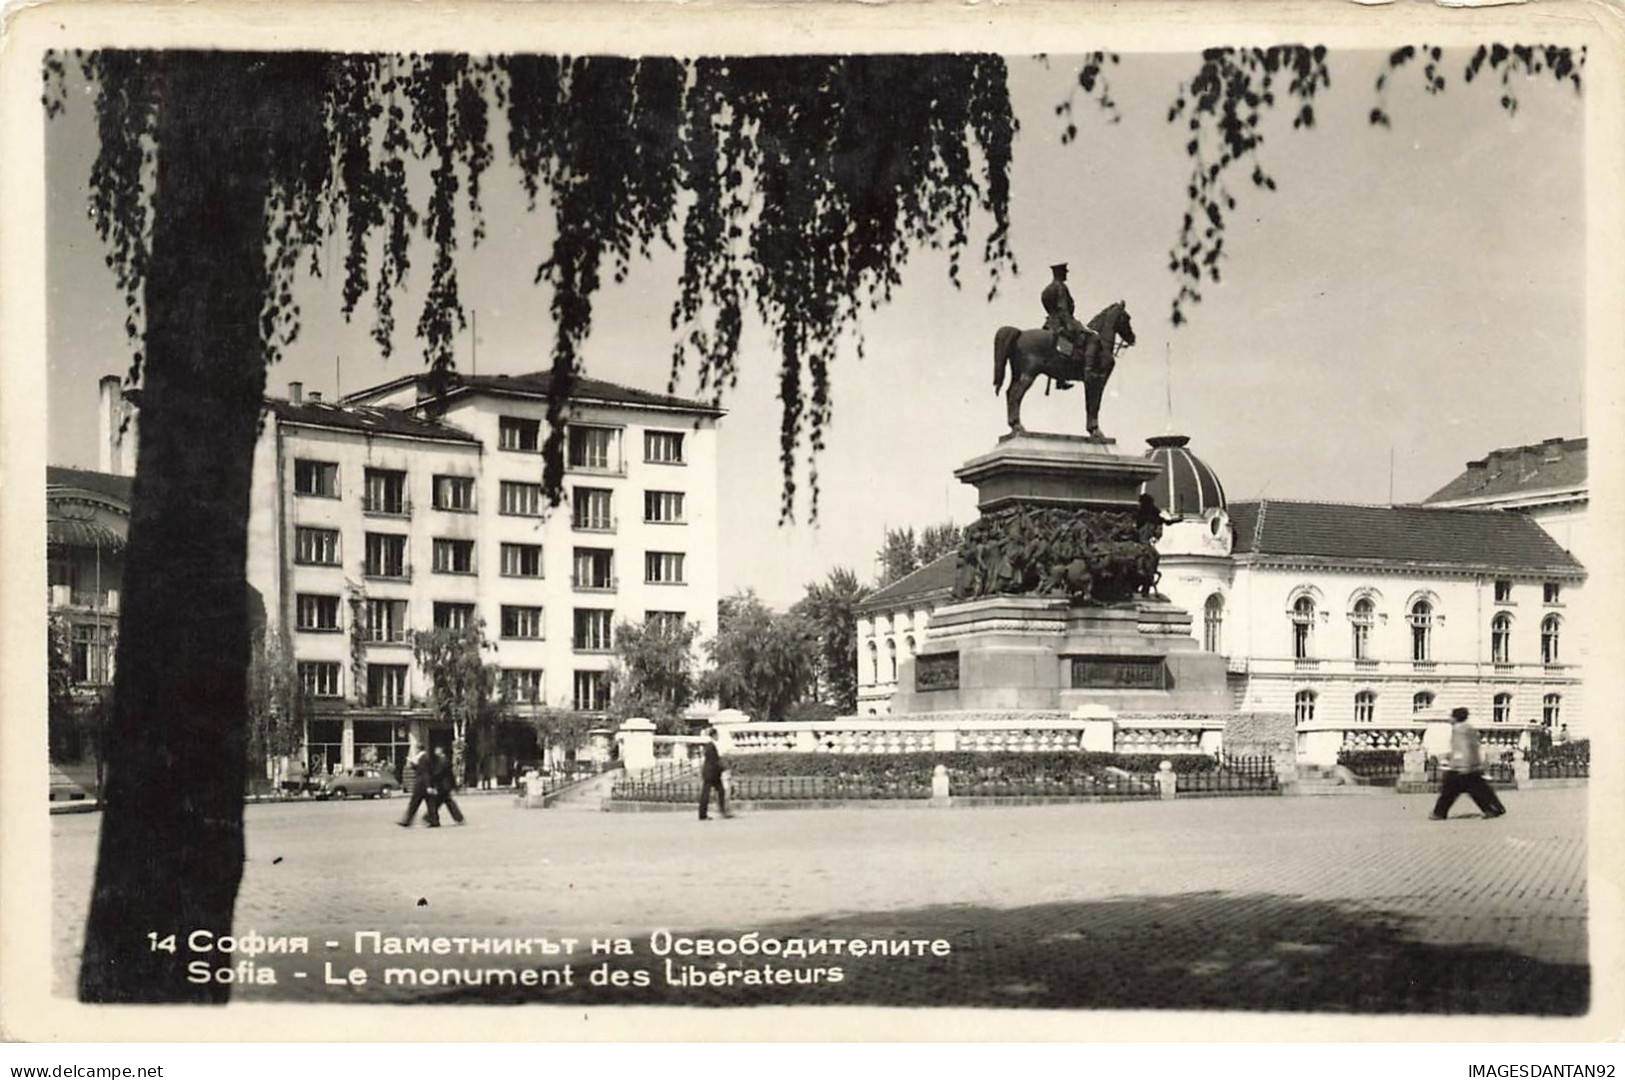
[2,0,1622,1053]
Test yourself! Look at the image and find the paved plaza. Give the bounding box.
[51,788,1587,1012]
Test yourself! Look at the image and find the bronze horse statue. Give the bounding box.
[993,300,1136,436]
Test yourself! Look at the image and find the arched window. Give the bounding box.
[1354,690,1377,723]
[1350,598,1374,661]
[1294,689,1317,723]
[1203,594,1224,653]
[867,642,878,684]
[905,635,916,657]
[1491,613,1513,664]
[1542,693,1561,728]
[1409,599,1433,662]
[1291,596,1315,660]
[1541,615,1561,665]
[887,640,898,683]
[1493,692,1513,723]
[1412,690,1435,714]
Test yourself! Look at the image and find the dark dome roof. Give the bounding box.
[1141,434,1227,517]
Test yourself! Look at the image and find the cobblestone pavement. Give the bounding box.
[51,788,1587,1012]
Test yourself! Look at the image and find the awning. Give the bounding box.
[46,518,126,552]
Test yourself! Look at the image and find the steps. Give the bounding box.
[1286,765,1390,797]
[546,770,623,812]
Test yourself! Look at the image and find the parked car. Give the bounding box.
[315,766,398,800]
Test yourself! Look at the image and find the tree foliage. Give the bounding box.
[875,521,962,588]
[52,51,1016,522]
[412,620,501,783]
[792,567,871,714]
[608,616,701,732]
[701,591,817,722]
[245,625,307,789]
[1163,43,1584,326]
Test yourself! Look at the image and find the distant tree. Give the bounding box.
[245,626,308,793]
[412,622,501,786]
[875,527,919,588]
[917,522,964,566]
[528,707,600,769]
[46,616,78,761]
[792,568,871,714]
[608,616,702,733]
[701,592,818,723]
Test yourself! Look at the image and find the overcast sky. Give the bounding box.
[46,50,1585,609]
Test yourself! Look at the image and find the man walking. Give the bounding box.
[1430,707,1507,820]
[699,727,732,821]
[430,747,466,826]
[397,745,440,828]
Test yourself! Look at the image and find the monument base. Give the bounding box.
[892,595,1231,715]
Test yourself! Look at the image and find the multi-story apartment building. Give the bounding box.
[65,369,722,783]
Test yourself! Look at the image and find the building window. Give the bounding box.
[1491,612,1513,664]
[500,543,543,578]
[1354,690,1376,723]
[298,660,342,698]
[1294,689,1316,723]
[867,642,878,684]
[433,602,475,630]
[646,610,686,634]
[887,640,898,682]
[573,670,610,712]
[905,635,916,657]
[1350,598,1374,661]
[501,605,545,640]
[70,624,113,685]
[499,415,541,452]
[1409,599,1433,662]
[1542,693,1561,729]
[572,548,615,591]
[352,719,411,776]
[363,468,408,516]
[296,593,341,632]
[1541,615,1561,665]
[1412,690,1435,714]
[645,551,686,585]
[502,668,544,704]
[567,426,616,471]
[644,490,686,524]
[1494,579,1513,603]
[294,527,341,566]
[367,664,408,707]
[293,459,339,498]
[1202,594,1224,653]
[499,481,544,517]
[364,533,408,579]
[573,608,613,652]
[432,475,475,512]
[365,598,409,644]
[645,430,685,464]
[1492,692,1513,724]
[306,719,344,775]
[432,538,476,575]
[573,487,614,531]
[1544,581,1562,605]
[1291,596,1315,660]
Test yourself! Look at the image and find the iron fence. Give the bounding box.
[1530,760,1588,780]
[1177,769,1280,794]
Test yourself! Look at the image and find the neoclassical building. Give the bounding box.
[856,433,1587,737]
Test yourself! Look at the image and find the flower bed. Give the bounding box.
[722,751,1218,782]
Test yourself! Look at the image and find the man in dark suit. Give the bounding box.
[397,746,440,827]
[699,727,732,821]
[430,747,466,825]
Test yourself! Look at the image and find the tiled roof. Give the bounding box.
[857,553,959,613]
[438,371,725,416]
[267,400,479,443]
[46,466,133,505]
[1424,437,1586,504]
[1229,499,1583,573]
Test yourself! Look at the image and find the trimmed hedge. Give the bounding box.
[1336,750,1407,774]
[722,751,1218,783]
[1528,738,1589,766]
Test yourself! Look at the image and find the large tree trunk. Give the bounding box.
[79,53,273,1002]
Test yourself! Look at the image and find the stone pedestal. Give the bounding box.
[955,431,1161,513]
[618,717,656,772]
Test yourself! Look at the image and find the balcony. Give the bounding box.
[566,459,627,478]
[1412,660,1437,673]
[362,496,413,520]
[362,563,413,583]
[1292,658,1320,671]
[364,630,413,648]
[572,516,617,535]
[48,586,121,613]
[1353,659,1379,673]
[571,574,617,593]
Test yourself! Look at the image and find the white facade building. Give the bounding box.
[856,433,1587,739]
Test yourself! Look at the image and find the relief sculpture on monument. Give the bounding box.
[951,504,1160,605]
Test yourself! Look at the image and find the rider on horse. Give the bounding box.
[1040,262,1099,390]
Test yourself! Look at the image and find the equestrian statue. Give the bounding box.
[992,262,1137,437]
